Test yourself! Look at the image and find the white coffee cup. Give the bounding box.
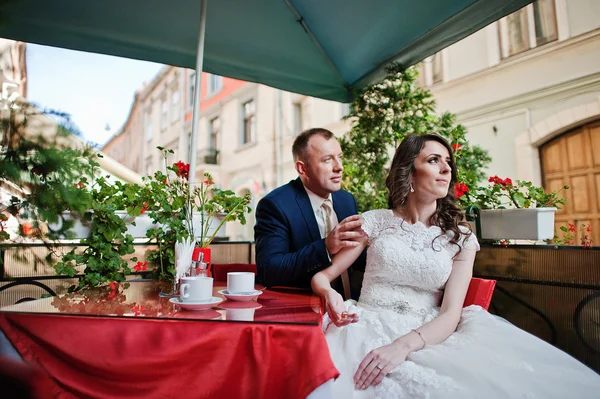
[180,276,213,303]
[227,272,255,294]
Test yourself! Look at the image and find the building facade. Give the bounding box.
[105,0,600,241]
[104,67,348,240]
[0,39,27,100]
[420,0,600,242]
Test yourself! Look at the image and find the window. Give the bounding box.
[242,100,256,145]
[341,103,351,118]
[145,156,153,176]
[145,114,153,141]
[209,117,220,150]
[499,0,557,59]
[293,102,303,135]
[160,99,168,130]
[431,53,443,85]
[188,71,196,109]
[171,90,180,123]
[533,0,558,46]
[187,132,193,162]
[204,117,220,165]
[207,74,223,96]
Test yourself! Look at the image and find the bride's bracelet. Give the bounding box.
[412,329,427,349]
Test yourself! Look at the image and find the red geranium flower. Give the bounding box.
[140,201,149,215]
[174,161,190,180]
[454,182,469,198]
[452,143,461,152]
[133,261,148,272]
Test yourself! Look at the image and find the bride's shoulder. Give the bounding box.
[360,209,392,220]
[457,224,480,250]
[359,209,392,239]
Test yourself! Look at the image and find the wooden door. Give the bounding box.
[541,120,600,245]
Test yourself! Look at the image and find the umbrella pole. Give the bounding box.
[189,0,208,192]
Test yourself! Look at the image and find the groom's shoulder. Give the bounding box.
[333,188,358,203]
[261,179,299,204]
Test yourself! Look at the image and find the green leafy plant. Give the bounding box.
[139,147,252,281]
[554,222,593,248]
[1,104,98,241]
[461,175,569,211]
[340,63,491,212]
[53,167,136,292]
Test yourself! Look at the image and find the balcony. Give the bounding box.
[198,148,219,165]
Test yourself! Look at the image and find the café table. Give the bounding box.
[0,280,338,399]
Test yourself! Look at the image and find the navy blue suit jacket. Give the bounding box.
[254,178,366,297]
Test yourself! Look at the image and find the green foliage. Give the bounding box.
[340,63,491,212]
[137,147,252,282]
[1,106,98,240]
[464,176,569,210]
[52,170,135,292]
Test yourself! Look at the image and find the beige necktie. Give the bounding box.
[322,199,352,300]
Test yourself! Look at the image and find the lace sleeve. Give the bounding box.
[360,209,389,244]
[459,225,480,251]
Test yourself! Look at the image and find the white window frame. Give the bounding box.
[188,71,196,109]
[207,74,223,97]
[160,99,168,131]
[292,102,303,136]
[208,116,220,150]
[241,99,256,146]
[421,50,447,87]
[145,112,153,141]
[498,0,559,59]
[171,89,180,123]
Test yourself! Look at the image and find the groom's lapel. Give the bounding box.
[293,180,321,242]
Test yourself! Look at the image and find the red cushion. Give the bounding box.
[463,277,496,310]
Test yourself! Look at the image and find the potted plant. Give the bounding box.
[140,147,252,281]
[458,175,569,241]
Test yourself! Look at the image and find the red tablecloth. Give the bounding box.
[0,287,338,399]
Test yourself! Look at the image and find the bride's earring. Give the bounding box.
[410,183,415,193]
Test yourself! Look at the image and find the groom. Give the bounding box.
[254,128,366,299]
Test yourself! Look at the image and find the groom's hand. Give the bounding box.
[325,215,366,256]
[325,289,358,327]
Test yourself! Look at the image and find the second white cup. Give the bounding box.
[180,276,213,302]
[227,272,255,294]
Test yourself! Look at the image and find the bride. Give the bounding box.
[311,134,600,398]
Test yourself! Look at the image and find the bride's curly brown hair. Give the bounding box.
[385,134,471,255]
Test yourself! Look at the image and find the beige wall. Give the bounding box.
[423,0,600,185]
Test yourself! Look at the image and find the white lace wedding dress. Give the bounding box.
[324,209,600,398]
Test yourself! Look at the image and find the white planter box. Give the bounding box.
[48,211,227,240]
[115,211,161,238]
[192,213,226,240]
[479,207,556,240]
[47,212,92,239]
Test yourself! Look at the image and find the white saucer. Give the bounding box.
[169,296,223,311]
[218,289,263,302]
[217,300,263,310]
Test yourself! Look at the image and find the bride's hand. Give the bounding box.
[353,342,410,390]
[325,289,358,327]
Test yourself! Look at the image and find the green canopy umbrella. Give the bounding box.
[0,0,532,178]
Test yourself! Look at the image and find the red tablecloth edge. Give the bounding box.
[0,313,339,399]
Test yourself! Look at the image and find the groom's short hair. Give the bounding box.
[292,128,335,162]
